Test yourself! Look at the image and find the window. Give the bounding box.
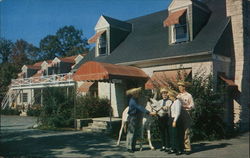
[171,12,188,43]
[98,32,107,55]
[20,93,28,103]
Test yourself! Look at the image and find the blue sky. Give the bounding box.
[0,0,171,47]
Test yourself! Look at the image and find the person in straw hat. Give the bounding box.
[157,87,172,152]
[167,89,183,155]
[125,87,156,153]
[177,80,194,155]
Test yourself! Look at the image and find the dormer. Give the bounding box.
[20,64,40,78]
[88,15,132,57]
[41,60,52,76]
[163,0,210,44]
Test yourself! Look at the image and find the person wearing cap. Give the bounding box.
[167,90,183,155]
[177,81,194,155]
[125,87,156,153]
[157,87,172,152]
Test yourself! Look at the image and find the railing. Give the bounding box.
[1,89,21,109]
[11,73,74,87]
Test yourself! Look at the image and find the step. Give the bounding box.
[20,111,27,116]
[82,127,107,133]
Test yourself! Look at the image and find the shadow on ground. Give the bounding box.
[0,129,127,157]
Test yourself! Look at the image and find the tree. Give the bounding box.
[0,63,19,102]
[0,38,13,63]
[56,25,89,56]
[39,35,61,60]
[39,26,89,59]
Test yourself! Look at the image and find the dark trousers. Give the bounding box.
[126,115,140,150]
[169,118,182,152]
[158,115,170,148]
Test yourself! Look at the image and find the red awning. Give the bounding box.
[73,61,148,81]
[163,9,187,27]
[219,75,238,87]
[78,82,94,92]
[145,69,191,89]
[88,30,106,44]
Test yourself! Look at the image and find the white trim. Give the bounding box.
[117,51,211,66]
[212,54,231,62]
[95,15,110,30]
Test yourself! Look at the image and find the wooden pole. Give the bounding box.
[109,80,112,130]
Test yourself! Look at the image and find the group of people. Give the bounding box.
[125,81,194,156]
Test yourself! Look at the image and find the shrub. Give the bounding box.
[75,95,110,119]
[154,71,227,142]
[27,104,41,117]
[188,75,226,141]
[0,106,21,115]
[38,87,74,128]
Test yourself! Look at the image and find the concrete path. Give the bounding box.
[0,115,249,157]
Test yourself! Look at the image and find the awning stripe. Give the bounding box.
[163,9,187,27]
[88,30,106,44]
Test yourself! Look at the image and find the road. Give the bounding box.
[0,115,249,157]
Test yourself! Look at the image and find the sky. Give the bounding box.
[0,0,171,47]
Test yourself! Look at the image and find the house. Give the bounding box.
[2,0,249,130]
[72,0,249,130]
[2,54,86,110]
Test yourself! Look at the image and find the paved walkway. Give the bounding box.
[0,115,249,157]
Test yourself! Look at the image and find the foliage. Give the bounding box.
[27,104,42,116]
[0,38,13,63]
[154,71,227,141]
[39,35,61,60]
[0,106,21,115]
[75,95,110,119]
[37,88,110,129]
[56,26,89,56]
[40,25,89,59]
[10,39,39,66]
[0,63,20,102]
[188,74,226,141]
[38,87,74,128]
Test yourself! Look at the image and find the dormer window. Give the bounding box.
[172,11,188,43]
[88,15,132,57]
[164,9,188,44]
[98,31,107,55]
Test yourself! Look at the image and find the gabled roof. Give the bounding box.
[73,0,230,70]
[26,65,40,70]
[102,15,132,31]
[58,55,78,63]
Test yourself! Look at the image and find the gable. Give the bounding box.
[169,0,192,11]
[95,16,110,30]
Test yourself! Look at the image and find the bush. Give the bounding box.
[27,104,41,116]
[38,87,74,128]
[37,87,110,129]
[75,95,110,119]
[188,75,226,141]
[1,106,21,115]
[154,71,227,142]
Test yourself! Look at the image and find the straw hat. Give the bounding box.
[160,87,168,93]
[126,87,142,96]
[177,81,190,87]
[167,89,178,98]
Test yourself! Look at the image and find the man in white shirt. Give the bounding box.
[177,81,194,155]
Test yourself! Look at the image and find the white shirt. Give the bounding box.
[177,92,194,110]
[157,99,172,117]
[170,99,182,122]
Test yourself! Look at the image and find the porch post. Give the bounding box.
[41,89,43,106]
[109,80,112,129]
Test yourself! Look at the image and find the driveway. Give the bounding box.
[0,115,249,157]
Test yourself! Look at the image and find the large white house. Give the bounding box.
[2,0,249,131]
